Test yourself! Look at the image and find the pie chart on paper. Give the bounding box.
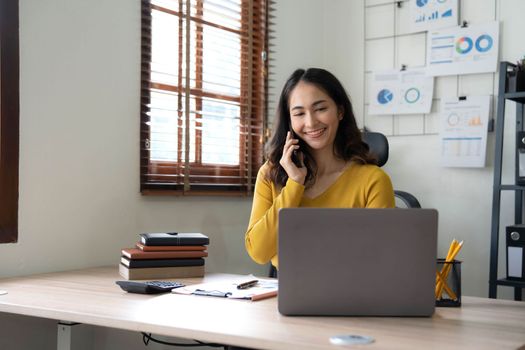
[456,37,473,54]
[447,113,460,126]
[377,89,394,105]
[475,34,493,52]
[404,88,421,104]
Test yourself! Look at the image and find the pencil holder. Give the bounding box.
[435,259,462,307]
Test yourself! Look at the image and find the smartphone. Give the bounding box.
[289,128,303,168]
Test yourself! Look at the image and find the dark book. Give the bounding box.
[140,232,209,246]
[120,256,205,269]
[121,248,208,260]
[118,264,205,280]
[136,242,207,252]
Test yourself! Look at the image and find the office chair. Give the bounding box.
[267,131,421,278]
[362,131,421,209]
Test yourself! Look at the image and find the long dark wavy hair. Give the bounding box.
[266,68,377,188]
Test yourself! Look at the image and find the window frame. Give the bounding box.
[140,0,267,196]
[0,0,20,244]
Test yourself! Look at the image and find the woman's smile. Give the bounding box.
[303,127,327,139]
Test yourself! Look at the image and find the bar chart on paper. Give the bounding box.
[410,0,458,32]
[440,96,490,167]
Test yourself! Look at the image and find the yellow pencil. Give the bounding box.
[435,240,456,279]
[435,239,457,296]
[438,241,463,296]
[435,239,458,297]
[436,270,458,300]
[436,241,463,299]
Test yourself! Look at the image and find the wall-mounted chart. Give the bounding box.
[404,88,421,103]
[377,89,394,105]
[368,69,434,115]
[410,0,458,33]
[440,96,490,167]
[427,21,499,76]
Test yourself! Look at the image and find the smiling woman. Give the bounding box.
[245,68,395,269]
[0,0,19,243]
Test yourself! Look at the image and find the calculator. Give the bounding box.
[116,280,185,294]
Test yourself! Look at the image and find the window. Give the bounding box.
[140,0,268,195]
[0,0,19,243]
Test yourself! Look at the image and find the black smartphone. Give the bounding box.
[289,128,303,168]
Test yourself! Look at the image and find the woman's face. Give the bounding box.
[288,81,342,152]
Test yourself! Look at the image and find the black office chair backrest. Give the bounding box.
[362,131,421,209]
[362,132,389,167]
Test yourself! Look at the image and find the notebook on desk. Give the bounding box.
[278,208,438,316]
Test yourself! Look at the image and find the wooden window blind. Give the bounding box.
[0,0,19,243]
[140,0,268,195]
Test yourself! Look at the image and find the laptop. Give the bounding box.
[278,208,438,316]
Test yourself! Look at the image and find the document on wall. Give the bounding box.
[409,0,458,33]
[368,69,434,115]
[440,96,491,167]
[426,21,499,76]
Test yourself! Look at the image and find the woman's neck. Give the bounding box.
[311,148,347,176]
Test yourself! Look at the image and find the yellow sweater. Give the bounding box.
[245,162,395,268]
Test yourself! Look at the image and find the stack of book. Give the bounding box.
[119,232,209,280]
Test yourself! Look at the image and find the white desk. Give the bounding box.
[0,266,524,349]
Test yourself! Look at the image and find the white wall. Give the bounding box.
[1,0,523,348]
[323,1,365,125]
[267,0,325,122]
[268,0,364,125]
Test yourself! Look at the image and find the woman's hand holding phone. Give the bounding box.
[279,131,307,185]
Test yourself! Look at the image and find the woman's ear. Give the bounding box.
[338,107,344,120]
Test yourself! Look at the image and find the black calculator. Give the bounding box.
[116,280,185,294]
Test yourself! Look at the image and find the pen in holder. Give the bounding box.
[435,259,461,307]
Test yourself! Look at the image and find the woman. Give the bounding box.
[245,68,395,269]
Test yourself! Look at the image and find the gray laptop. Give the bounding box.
[278,208,438,316]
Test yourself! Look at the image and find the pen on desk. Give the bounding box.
[194,289,231,298]
[237,279,258,289]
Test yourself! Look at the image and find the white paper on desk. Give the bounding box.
[228,279,278,300]
[440,95,490,167]
[172,276,278,301]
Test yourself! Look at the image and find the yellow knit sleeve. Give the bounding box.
[365,167,395,208]
[245,165,304,265]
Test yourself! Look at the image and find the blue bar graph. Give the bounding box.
[442,9,452,18]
